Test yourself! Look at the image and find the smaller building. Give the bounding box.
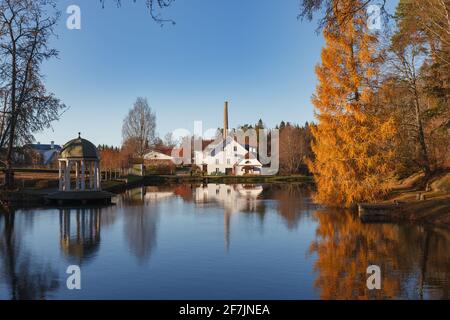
[24,141,61,166]
[143,150,176,174]
[235,158,262,176]
[144,150,174,162]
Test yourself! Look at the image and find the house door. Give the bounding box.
[225,168,233,175]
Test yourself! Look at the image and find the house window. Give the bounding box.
[227,159,231,165]
[215,159,219,165]
[234,146,237,152]
[216,168,220,173]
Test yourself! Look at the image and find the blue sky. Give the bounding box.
[34,0,391,147]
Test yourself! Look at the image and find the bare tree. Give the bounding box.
[122,97,156,160]
[100,0,175,25]
[163,132,176,148]
[279,123,313,175]
[280,125,304,174]
[0,0,65,188]
[388,40,432,175]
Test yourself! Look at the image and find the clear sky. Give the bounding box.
[35,0,325,147]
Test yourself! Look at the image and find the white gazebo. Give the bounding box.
[58,133,101,192]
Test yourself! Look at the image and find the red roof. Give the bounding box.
[202,139,214,150]
[153,146,173,156]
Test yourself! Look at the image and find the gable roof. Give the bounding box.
[204,136,246,156]
[26,143,62,152]
[153,146,173,156]
[237,158,262,167]
[144,150,174,161]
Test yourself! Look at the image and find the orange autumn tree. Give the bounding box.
[308,0,396,207]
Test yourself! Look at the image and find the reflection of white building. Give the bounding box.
[236,184,264,197]
[117,187,175,206]
[194,183,264,251]
[194,183,263,214]
[144,191,175,202]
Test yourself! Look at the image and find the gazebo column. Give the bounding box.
[94,161,100,191]
[81,160,86,191]
[58,161,63,191]
[97,161,101,190]
[89,161,94,189]
[75,161,79,190]
[62,161,67,191]
[65,160,71,191]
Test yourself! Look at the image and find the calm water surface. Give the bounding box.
[0,184,449,299]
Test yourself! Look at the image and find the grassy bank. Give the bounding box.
[101,174,313,193]
[364,171,450,226]
[143,174,313,185]
[0,173,312,209]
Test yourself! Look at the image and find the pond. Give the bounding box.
[0,184,449,299]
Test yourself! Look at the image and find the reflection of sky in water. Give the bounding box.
[0,184,449,300]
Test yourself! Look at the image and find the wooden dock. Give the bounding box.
[46,191,115,205]
[358,203,403,223]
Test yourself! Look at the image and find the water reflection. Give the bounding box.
[192,184,265,250]
[120,187,161,264]
[0,211,59,299]
[0,183,448,299]
[59,209,101,264]
[263,184,316,229]
[310,209,450,299]
[193,184,264,213]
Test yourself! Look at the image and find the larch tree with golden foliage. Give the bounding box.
[308,0,396,207]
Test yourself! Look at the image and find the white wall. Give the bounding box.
[196,139,249,174]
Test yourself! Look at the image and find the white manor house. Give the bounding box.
[194,102,262,176]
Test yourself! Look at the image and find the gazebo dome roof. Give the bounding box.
[60,134,99,160]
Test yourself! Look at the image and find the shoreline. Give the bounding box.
[1,173,449,226]
[359,172,450,226]
[0,174,313,209]
[358,194,450,226]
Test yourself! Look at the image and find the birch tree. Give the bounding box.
[0,0,65,187]
[122,97,156,159]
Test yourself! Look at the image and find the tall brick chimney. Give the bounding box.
[224,101,229,138]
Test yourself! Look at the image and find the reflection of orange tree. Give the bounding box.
[271,184,314,230]
[173,184,197,202]
[411,226,450,300]
[309,209,403,299]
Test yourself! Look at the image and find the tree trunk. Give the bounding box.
[413,92,431,176]
[4,37,17,189]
